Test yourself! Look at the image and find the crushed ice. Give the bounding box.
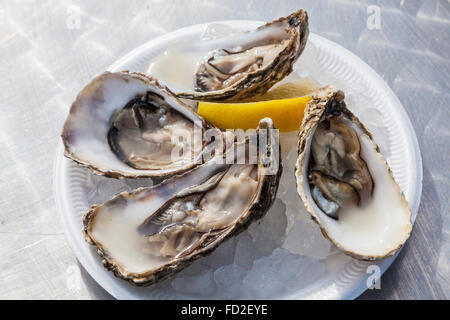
[80,33,391,298]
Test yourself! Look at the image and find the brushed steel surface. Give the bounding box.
[0,0,448,299]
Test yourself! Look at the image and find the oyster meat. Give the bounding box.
[62,71,206,178]
[147,8,309,101]
[83,119,281,286]
[295,86,412,260]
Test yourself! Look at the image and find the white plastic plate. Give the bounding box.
[54,21,422,300]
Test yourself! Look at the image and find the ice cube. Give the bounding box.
[282,220,331,260]
[85,173,132,204]
[247,199,287,256]
[201,237,237,270]
[201,23,234,39]
[234,234,257,270]
[213,264,247,299]
[242,248,327,298]
[171,263,215,296]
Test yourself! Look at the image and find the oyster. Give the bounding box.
[83,119,281,286]
[147,8,309,101]
[295,86,412,260]
[61,71,207,178]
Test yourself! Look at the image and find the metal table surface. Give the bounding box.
[0,0,448,300]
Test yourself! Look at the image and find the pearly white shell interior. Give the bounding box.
[298,121,411,258]
[63,72,203,177]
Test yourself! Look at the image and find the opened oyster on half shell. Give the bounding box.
[83,118,281,286]
[295,86,412,260]
[61,71,207,178]
[147,9,309,101]
[60,6,414,292]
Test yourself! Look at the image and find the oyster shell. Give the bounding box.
[147,9,309,101]
[83,118,281,286]
[61,71,207,178]
[295,86,412,260]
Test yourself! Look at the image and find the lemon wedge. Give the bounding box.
[237,78,318,102]
[198,79,319,132]
[198,95,311,132]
